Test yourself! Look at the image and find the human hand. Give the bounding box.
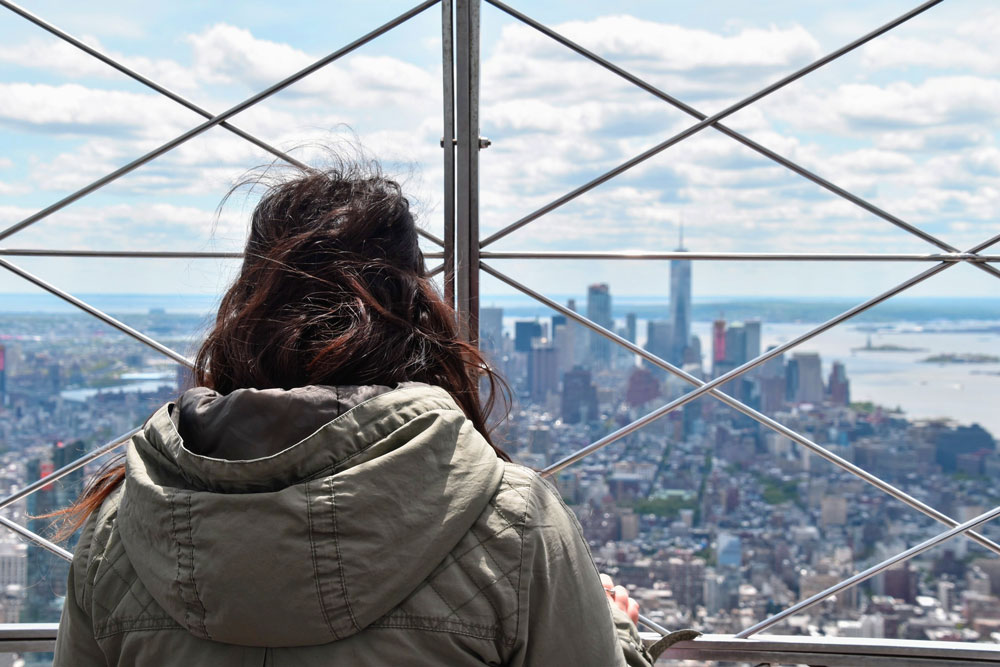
[600,573,639,625]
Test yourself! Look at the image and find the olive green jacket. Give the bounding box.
[55,383,653,666]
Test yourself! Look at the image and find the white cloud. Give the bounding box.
[0,82,199,136]
[0,201,244,250]
[496,16,822,71]
[186,24,437,109]
[768,76,1000,133]
[0,37,199,93]
[860,9,1000,74]
[2,9,998,297]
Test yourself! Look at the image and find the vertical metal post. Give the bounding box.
[441,0,456,305]
[455,0,480,344]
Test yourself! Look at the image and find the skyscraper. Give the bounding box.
[744,320,762,363]
[586,284,612,367]
[479,307,504,358]
[562,366,598,423]
[550,314,567,343]
[793,352,824,404]
[669,227,692,366]
[514,320,542,353]
[528,342,558,402]
[828,361,850,406]
[724,324,748,367]
[712,319,727,376]
[645,320,673,368]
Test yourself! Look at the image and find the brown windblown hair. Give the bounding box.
[54,159,510,538]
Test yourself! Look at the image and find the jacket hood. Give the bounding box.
[117,382,505,647]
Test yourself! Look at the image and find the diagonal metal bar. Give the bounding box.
[0,516,73,562]
[480,251,1000,262]
[428,262,445,276]
[484,257,957,475]
[0,429,136,514]
[481,262,1000,556]
[969,232,1000,255]
[0,0,441,244]
[736,502,1000,638]
[967,233,1000,280]
[484,0,1000,286]
[0,257,194,368]
[484,0,960,256]
[479,0,945,248]
[417,228,446,247]
[0,0,309,171]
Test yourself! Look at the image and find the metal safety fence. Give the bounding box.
[0,0,999,661]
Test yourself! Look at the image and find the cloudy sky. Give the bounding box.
[0,0,997,303]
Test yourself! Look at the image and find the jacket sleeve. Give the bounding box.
[53,516,107,667]
[505,474,654,667]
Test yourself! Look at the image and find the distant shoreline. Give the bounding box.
[2,294,999,323]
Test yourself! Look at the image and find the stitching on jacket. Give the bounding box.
[330,477,360,631]
[446,554,520,644]
[514,475,530,649]
[185,493,212,641]
[449,552,505,624]
[476,502,522,594]
[371,615,503,641]
[93,545,161,629]
[305,480,339,640]
[447,519,517,564]
[168,489,187,631]
[302,406,460,484]
[424,576,462,630]
[501,475,531,509]
[499,468,533,653]
[381,610,502,633]
[94,618,185,640]
[397,471,530,647]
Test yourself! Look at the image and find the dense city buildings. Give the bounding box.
[470,264,1000,646]
[0,285,998,656]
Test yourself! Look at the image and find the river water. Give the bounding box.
[505,315,1000,438]
[694,320,1000,437]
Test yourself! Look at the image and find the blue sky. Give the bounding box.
[0,0,998,301]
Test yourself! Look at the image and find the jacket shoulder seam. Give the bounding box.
[498,463,533,649]
[330,477,361,632]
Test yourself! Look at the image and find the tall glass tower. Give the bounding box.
[669,224,692,366]
[586,283,612,367]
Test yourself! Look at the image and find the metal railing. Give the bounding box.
[1,0,998,662]
[6,625,1000,665]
